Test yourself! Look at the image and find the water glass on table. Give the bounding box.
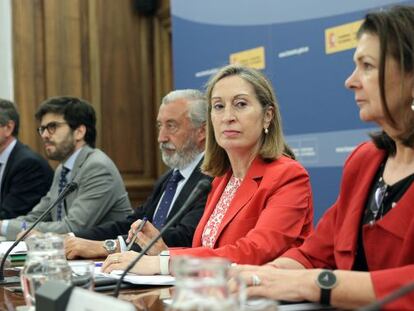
[21,233,72,307]
[169,256,245,311]
[70,260,95,290]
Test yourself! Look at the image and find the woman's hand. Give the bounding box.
[101,251,161,275]
[126,220,168,255]
[234,264,319,303]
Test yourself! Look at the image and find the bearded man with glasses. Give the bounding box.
[0,96,133,240]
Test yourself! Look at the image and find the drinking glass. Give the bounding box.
[20,233,71,307]
[70,260,95,290]
[168,256,245,311]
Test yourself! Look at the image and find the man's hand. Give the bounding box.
[126,220,168,255]
[16,229,41,240]
[65,236,118,259]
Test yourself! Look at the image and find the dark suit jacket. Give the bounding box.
[74,159,212,248]
[0,140,53,219]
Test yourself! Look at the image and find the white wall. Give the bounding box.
[0,0,14,100]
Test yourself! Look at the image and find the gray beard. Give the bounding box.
[160,140,200,170]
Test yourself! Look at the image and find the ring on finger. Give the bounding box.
[251,274,261,286]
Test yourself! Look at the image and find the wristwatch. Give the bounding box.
[315,270,337,305]
[103,239,117,254]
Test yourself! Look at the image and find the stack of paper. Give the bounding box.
[95,267,175,286]
[0,241,27,262]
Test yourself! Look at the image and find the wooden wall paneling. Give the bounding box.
[12,0,46,153]
[13,0,97,167]
[153,0,172,176]
[12,0,171,207]
[137,16,156,179]
[86,0,102,148]
[97,0,156,206]
[42,0,89,98]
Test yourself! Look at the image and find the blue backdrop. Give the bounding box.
[171,0,413,221]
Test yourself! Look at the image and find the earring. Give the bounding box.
[264,128,269,135]
[411,99,414,111]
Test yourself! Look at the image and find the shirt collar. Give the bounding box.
[0,138,17,165]
[178,152,204,180]
[62,147,83,171]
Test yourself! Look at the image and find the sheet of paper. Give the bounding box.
[95,267,175,286]
[0,241,27,255]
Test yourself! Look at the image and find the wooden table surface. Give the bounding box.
[0,269,170,311]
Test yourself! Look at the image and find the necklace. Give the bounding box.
[371,176,388,222]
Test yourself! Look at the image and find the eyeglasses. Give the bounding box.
[37,121,68,135]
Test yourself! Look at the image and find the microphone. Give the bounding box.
[0,181,78,284]
[113,179,212,297]
[358,280,414,311]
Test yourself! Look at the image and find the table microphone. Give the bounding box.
[0,181,78,285]
[358,280,414,311]
[113,179,212,297]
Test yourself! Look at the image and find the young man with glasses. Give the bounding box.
[0,96,133,239]
[0,99,53,219]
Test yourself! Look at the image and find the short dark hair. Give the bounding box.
[35,96,97,147]
[358,5,414,154]
[0,99,19,137]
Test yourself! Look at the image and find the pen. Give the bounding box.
[95,262,103,267]
[127,217,148,251]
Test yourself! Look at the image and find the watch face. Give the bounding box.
[105,240,116,250]
[317,270,337,289]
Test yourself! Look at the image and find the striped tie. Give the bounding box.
[153,170,183,229]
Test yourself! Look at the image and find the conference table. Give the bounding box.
[0,269,336,311]
[0,268,170,310]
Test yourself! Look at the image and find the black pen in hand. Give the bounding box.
[127,217,148,251]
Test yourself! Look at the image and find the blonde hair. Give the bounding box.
[201,65,294,177]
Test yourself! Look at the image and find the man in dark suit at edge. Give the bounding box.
[65,89,211,259]
[0,99,53,219]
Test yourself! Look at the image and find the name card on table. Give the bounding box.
[66,287,135,311]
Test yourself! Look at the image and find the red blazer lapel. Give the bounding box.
[336,147,386,255]
[377,181,414,238]
[213,158,265,245]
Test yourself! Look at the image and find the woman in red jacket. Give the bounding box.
[236,6,414,310]
[102,65,313,273]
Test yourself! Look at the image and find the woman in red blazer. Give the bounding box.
[102,65,313,272]
[236,6,414,310]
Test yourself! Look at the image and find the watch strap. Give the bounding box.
[320,288,331,305]
[159,254,170,275]
[316,270,337,306]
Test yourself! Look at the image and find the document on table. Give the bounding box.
[0,241,27,255]
[95,267,175,286]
